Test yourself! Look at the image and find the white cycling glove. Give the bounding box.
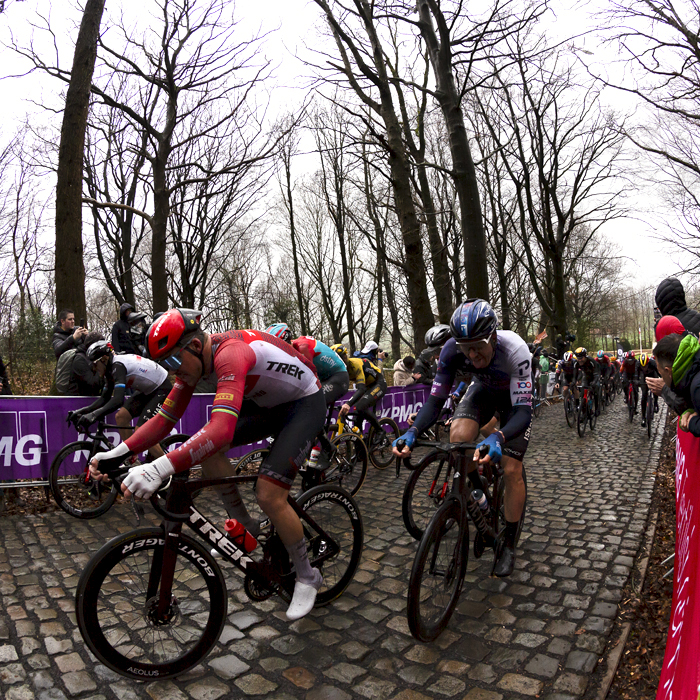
[92,442,131,465]
[122,455,175,500]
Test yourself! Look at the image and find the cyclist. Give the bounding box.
[596,350,613,398]
[89,309,326,621]
[621,351,640,414]
[393,298,531,577]
[554,351,576,400]
[638,353,660,426]
[330,343,387,442]
[573,347,601,416]
[68,341,172,460]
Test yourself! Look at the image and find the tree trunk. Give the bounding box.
[284,160,308,335]
[55,0,105,319]
[417,0,489,301]
[151,144,170,313]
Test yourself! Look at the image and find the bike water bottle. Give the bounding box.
[224,519,258,553]
[308,447,321,468]
[471,489,490,515]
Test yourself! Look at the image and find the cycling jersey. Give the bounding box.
[639,358,660,378]
[126,330,321,476]
[346,357,382,387]
[412,332,532,445]
[621,358,640,378]
[574,358,600,383]
[555,359,576,379]
[292,336,347,381]
[112,355,168,395]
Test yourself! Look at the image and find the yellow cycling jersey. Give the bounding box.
[346,357,382,386]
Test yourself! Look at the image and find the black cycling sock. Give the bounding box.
[504,520,519,548]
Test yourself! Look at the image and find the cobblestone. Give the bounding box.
[0,400,662,699]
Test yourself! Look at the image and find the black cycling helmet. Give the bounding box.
[450,299,498,341]
[425,324,451,348]
[86,340,112,363]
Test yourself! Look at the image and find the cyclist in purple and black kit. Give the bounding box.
[393,299,531,577]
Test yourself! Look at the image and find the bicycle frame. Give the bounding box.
[144,473,343,623]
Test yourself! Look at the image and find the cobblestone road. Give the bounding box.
[0,397,664,700]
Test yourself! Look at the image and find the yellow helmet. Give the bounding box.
[330,343,348,359]
[640,353,649,367]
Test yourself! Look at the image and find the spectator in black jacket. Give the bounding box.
[414,347,440,385]
[655,277,700,336]
[0,354,11,395]
[67,331,105,396]
[111,303,137,354]
[52,309,88,359]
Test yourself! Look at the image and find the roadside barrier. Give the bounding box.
[0,385,430,485]
[657,427,700,700]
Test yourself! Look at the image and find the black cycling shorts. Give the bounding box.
[560,373,574,389]
[453,380,530,461]
[322,372,350,406]
[124,379,172,427]
[353,374,387,413]
[228,390,326,489]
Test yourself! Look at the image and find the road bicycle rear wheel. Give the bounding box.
[646,397,654,438]
[325,433,368,496]
[402,450,452,540]
[589,397,598,430]
[564,393,575,428]
[407,500,468,642]
[76,527,227,680]
[368,418,400,470]
[577,398,587,437]
[628,387,635,422]
[279,485,364,606]
[50,440,119,519]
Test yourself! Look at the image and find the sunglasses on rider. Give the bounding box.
[456,337,492,352]
[159,340,196,371]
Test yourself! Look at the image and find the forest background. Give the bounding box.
[0,0,698,393]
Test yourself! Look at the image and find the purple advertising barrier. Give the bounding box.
[0,385,430,483]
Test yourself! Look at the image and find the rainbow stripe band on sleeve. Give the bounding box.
[211,406,239,419]
[157,406,179,424]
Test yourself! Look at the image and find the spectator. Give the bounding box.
[654,332,700,433]
[127,312,149,355]
[0,353,11,395]
[414,347,439,385]
[111,303,137,354]
[52,309,87,359]
[655,277,700,336]
[66,331,105,397]
[555,334,567,359]
[393,356,420,386]
[354,340,388,366]
[649,316,690,414]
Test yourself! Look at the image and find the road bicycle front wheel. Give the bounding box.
[50,440,119,519]
[577,398,587,437]
[368,418,400,470]
[326,433,368,496]
[279,485,364,606]
[646,398,654,438]
[564,394,575,428]
[402,450,452,540]
[628,389,635,422]
[589,397,598,430]
[407,500,468,642]
[76,527,227,680]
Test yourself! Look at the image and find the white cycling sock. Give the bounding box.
[285,537,322,586]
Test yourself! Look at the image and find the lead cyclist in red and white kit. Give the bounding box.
[89,309,327,621]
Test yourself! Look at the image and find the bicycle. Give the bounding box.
[49,419,189,519]
[233,429,369,498]
[645,391,655,438]
[75,466,364,680]
[626,381,638,423]
[563,389,576,428]
[334,410,399,470]
[576,384,596,437]
[402,440,527,641]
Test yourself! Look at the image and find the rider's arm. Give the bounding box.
[125,377,195,454]
[292,338,315,364]
[88,364,128,421]
[146,342,256,472]
[346,359,367,406]
[499,342,533,442]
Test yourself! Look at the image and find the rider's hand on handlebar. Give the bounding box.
[338,403,351,418]
[474,432,503,465]
[122,456,175,501]
[89,442,132,483]
[392,428,417,457]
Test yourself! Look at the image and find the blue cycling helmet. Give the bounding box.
[597,350,604,359]
[265,323,292,343]
[449,299,498,341]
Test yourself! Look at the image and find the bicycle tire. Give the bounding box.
[577,397,587,437]
[76,527,227,680]
[646,397,654,438]
[49,439,119,519]
[407,500,468,642]
[628,387,635,423]
[533,394,541,419]
[368,418,400,470]
[402,450,452,540]
[493,465,528,545]
[279,484,363,606]
[564,394,575,428]
[324,433,368,496]
[589,397,597,430]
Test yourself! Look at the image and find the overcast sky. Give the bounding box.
[0,0,688,293]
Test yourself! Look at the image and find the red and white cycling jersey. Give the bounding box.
[125,330,320,472]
